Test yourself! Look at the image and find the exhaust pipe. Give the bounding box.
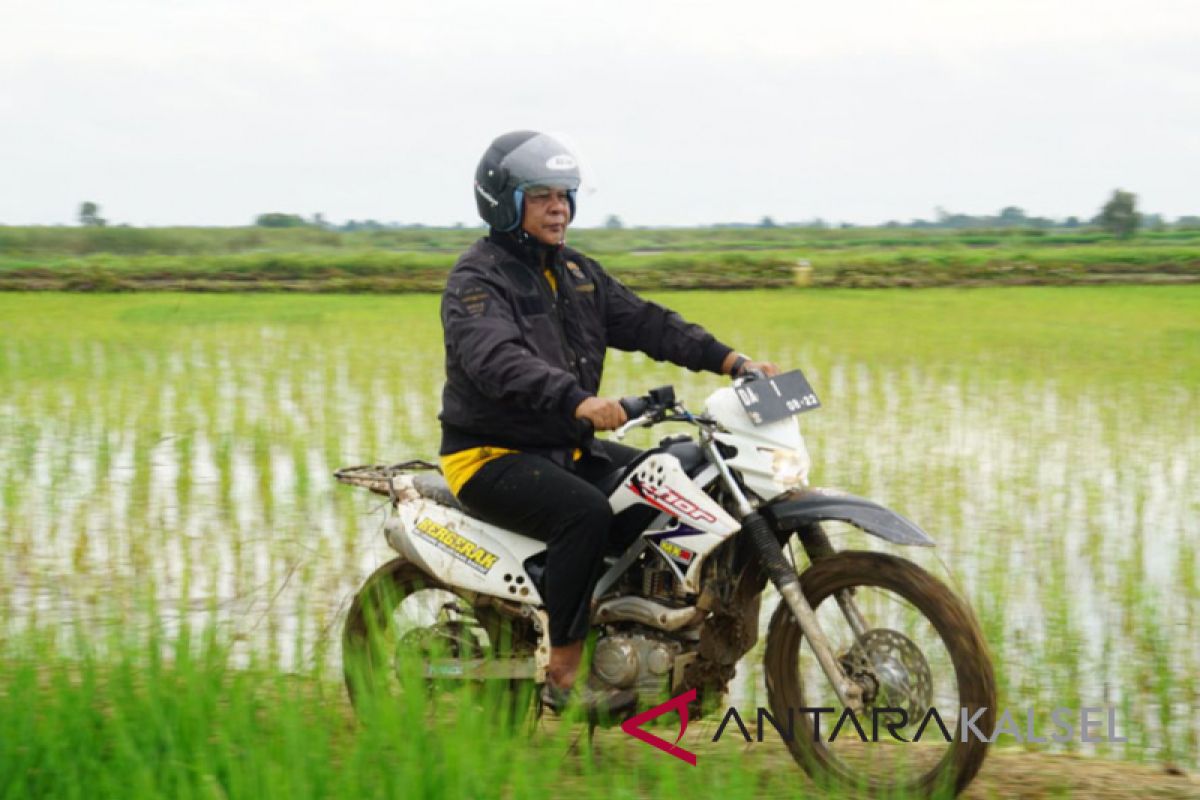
[593,597,705,631]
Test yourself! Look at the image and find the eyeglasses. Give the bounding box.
[524,187,572,205]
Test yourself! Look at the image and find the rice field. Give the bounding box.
[0,287,1197,794]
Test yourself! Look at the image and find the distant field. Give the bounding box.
[1,225,1199,290]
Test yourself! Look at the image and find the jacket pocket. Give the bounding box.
[516,294,548,316]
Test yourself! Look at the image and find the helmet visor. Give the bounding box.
[499,133,582,192]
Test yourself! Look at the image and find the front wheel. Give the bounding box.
[764,551,996,798]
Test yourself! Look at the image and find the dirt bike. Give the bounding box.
[336,370,996,797]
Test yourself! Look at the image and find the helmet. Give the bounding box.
[474,131,581,232]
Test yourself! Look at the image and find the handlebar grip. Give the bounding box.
[620,396,650,418]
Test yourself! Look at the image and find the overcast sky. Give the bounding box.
[3,0,1199,228]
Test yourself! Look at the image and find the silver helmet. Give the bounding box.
[474,131,581,231]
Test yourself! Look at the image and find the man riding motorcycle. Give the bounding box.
[438,130,778,714]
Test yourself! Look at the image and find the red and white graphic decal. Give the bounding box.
[629,479,718,524]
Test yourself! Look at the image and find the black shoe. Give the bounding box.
[540,680,637,721]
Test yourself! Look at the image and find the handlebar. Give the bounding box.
[619,395,650,419]
[613,384,693,440]
[609,369,783,440]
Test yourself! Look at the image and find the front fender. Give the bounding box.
[763,487,935,547]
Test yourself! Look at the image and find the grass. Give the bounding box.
[0,287,1197,796]
[3,622,1196,799]
[1,621,827,800]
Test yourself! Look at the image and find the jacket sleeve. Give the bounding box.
[443,273,593,415]
[594,261,734,373]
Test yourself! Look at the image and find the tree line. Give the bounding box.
[67,190,1198,240]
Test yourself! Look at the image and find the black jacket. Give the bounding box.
[439,231,734,462]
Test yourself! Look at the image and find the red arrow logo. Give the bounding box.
[620,688,698,765]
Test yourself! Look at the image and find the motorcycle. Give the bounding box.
[336,370,996,797]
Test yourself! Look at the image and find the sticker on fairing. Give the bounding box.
[414,518,499,574]
[658,540,696,565]
[629,477,718,524]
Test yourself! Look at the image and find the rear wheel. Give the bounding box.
[342,557,539,721]
[764,551,995,798]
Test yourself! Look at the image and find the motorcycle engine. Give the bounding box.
[591,627,686,695]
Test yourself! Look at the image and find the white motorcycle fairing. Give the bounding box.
[385,481,548,605]
[704,386,810,500]
[382,448,741,605]
[608,452,739,593]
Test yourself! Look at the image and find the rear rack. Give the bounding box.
[333,459,441,497]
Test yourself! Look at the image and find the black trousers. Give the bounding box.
[457,441,640,647]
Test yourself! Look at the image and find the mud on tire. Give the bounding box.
[764,551,996,798]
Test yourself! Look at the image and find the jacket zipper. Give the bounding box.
[537,254,581,379]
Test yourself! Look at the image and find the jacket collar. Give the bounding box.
[487,228,565,270]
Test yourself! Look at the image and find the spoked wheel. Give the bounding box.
[764,551,996,798]
[342,557,539,720]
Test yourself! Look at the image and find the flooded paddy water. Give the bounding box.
[0,288,1195,767]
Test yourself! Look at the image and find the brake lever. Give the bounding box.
[614,413,653,441]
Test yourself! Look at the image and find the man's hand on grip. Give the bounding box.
[574,397,628,431]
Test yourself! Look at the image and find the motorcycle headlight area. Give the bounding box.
[768,447,810,489]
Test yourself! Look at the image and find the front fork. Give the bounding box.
[704,439,868,709]
[797,523,870,640]
[751,515,865,709]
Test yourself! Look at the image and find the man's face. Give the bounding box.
[521,185,571,246]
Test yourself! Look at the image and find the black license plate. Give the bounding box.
[735,369,821,425]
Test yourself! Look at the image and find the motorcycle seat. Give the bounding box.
[413,440,707,513]
[413,472,466,512]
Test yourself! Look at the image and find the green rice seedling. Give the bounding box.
[0,287,1197,786]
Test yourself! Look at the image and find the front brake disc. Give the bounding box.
[840,628,933,721]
